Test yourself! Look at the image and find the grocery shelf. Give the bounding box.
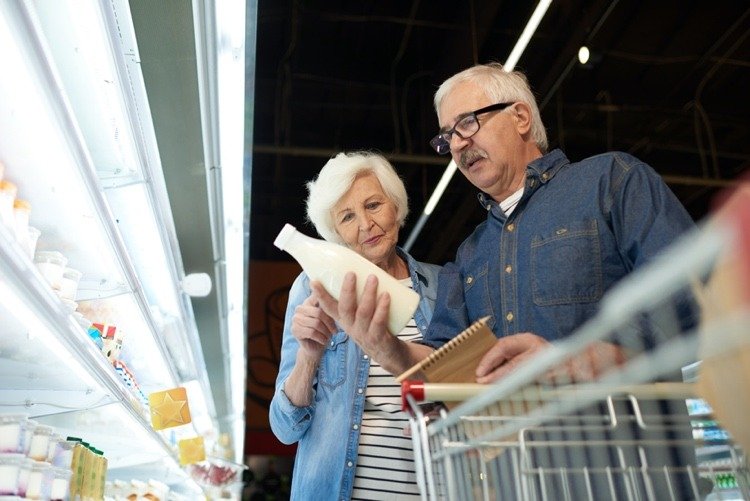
[0,0,220,493]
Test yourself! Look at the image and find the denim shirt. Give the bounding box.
[423,149,695,347]
[269,248,441,500]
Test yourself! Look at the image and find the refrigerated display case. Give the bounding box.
[0,0,246,496]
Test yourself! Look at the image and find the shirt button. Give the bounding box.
[505,265,512,273]
[363,355,369,360]
[357,388,363,394]
[466,276,473,284]
[330,340,335,347]
[541,172,549,180]
[506,223,515,232]
[506,312,514,321]
[347,461,353,467]
[353,424,359,430]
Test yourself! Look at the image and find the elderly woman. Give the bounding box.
[269,151,441,500]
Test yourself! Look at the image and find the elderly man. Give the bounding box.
[314,63,694,382]
[313,61,703,500]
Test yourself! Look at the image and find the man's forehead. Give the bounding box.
[439,84,488,124]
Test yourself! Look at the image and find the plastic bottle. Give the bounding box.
[274,223,420,335]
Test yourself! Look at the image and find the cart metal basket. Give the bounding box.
[402,186,750,500]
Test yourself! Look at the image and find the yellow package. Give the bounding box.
[148,387,191,430]
[179,436,206,465]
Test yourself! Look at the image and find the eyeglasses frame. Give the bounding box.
[430,102,516,154]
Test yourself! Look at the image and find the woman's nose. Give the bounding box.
[358,215,374,231]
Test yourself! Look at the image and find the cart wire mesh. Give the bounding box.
[403,185,750,500]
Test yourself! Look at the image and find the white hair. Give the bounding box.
[306,151,409,244]
[434,62,548,152]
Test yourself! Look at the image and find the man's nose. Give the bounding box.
[450,131,470,152]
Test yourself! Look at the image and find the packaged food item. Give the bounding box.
[50,439,76,470]
[34,251,68,290]
[78,444,94,500]
[25,460,52,500]
[96,323,122,362]
[50,467,71,501]
[12,199,30,251]
[66,438,84,500]
[92,448,106,501]
[59,299,78,313]
[16,457,32,497]
[0,416,26,453]
[26,227,41,260]
[0,180,17,230]
[27,425,54,461]
[58,267,82,302]
[146,479,168,500]
[0,454,23,495]
[21,420,37,456]
[46,434,62,463]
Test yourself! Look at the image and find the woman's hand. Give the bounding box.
[291,293,338,361]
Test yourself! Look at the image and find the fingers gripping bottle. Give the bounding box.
[274,224,420,335]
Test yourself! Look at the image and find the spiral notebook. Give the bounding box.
[396,316,496,383]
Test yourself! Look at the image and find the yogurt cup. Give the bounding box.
[28,425,53,462]
[0,454,23,496]
[34,251,68,290]
[26,227,41,261]
[0,180,17,230]
[57,267,82,302]
[0,416,25,454]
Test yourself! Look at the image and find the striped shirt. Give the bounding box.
[351,280,422,500]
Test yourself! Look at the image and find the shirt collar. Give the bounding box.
[476,149,570,212]
[526,148,569,184]
[396,246,429,286]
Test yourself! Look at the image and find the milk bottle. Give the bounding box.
[274,224,420,335]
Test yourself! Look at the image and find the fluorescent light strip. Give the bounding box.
[403,0,553,252]
[504,0,553,72]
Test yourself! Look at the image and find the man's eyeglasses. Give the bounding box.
[430,102,515,155]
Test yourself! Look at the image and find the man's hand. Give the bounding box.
[475,333,549,383]
[476,333,627,384]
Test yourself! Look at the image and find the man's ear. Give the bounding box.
[513,102,533,135]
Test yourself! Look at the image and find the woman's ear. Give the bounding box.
[512,102,533,135]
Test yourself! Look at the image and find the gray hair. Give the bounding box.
[306,151,409,244]
[434,63,548,153]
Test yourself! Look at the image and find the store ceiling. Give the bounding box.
[251,0,750,266]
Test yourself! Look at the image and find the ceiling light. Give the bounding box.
[578,46,590,65]
[404,0,553,251]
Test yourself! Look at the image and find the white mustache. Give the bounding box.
[459,150,488,169]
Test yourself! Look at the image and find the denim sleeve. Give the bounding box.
[609,154,695,269]
[608,155,700,346]
[268,272,317,445]
[421,261,472,348]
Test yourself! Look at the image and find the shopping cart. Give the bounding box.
[402,185,750,501]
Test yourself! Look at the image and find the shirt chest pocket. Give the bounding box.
[318,332,348,389]
[453,262,496,329]
[531,219,603,306]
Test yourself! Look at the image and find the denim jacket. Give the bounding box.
[423,149,695,347]
[269,248,441,500]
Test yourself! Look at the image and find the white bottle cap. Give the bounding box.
[182,272,212,297]
[274,223,297,251]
